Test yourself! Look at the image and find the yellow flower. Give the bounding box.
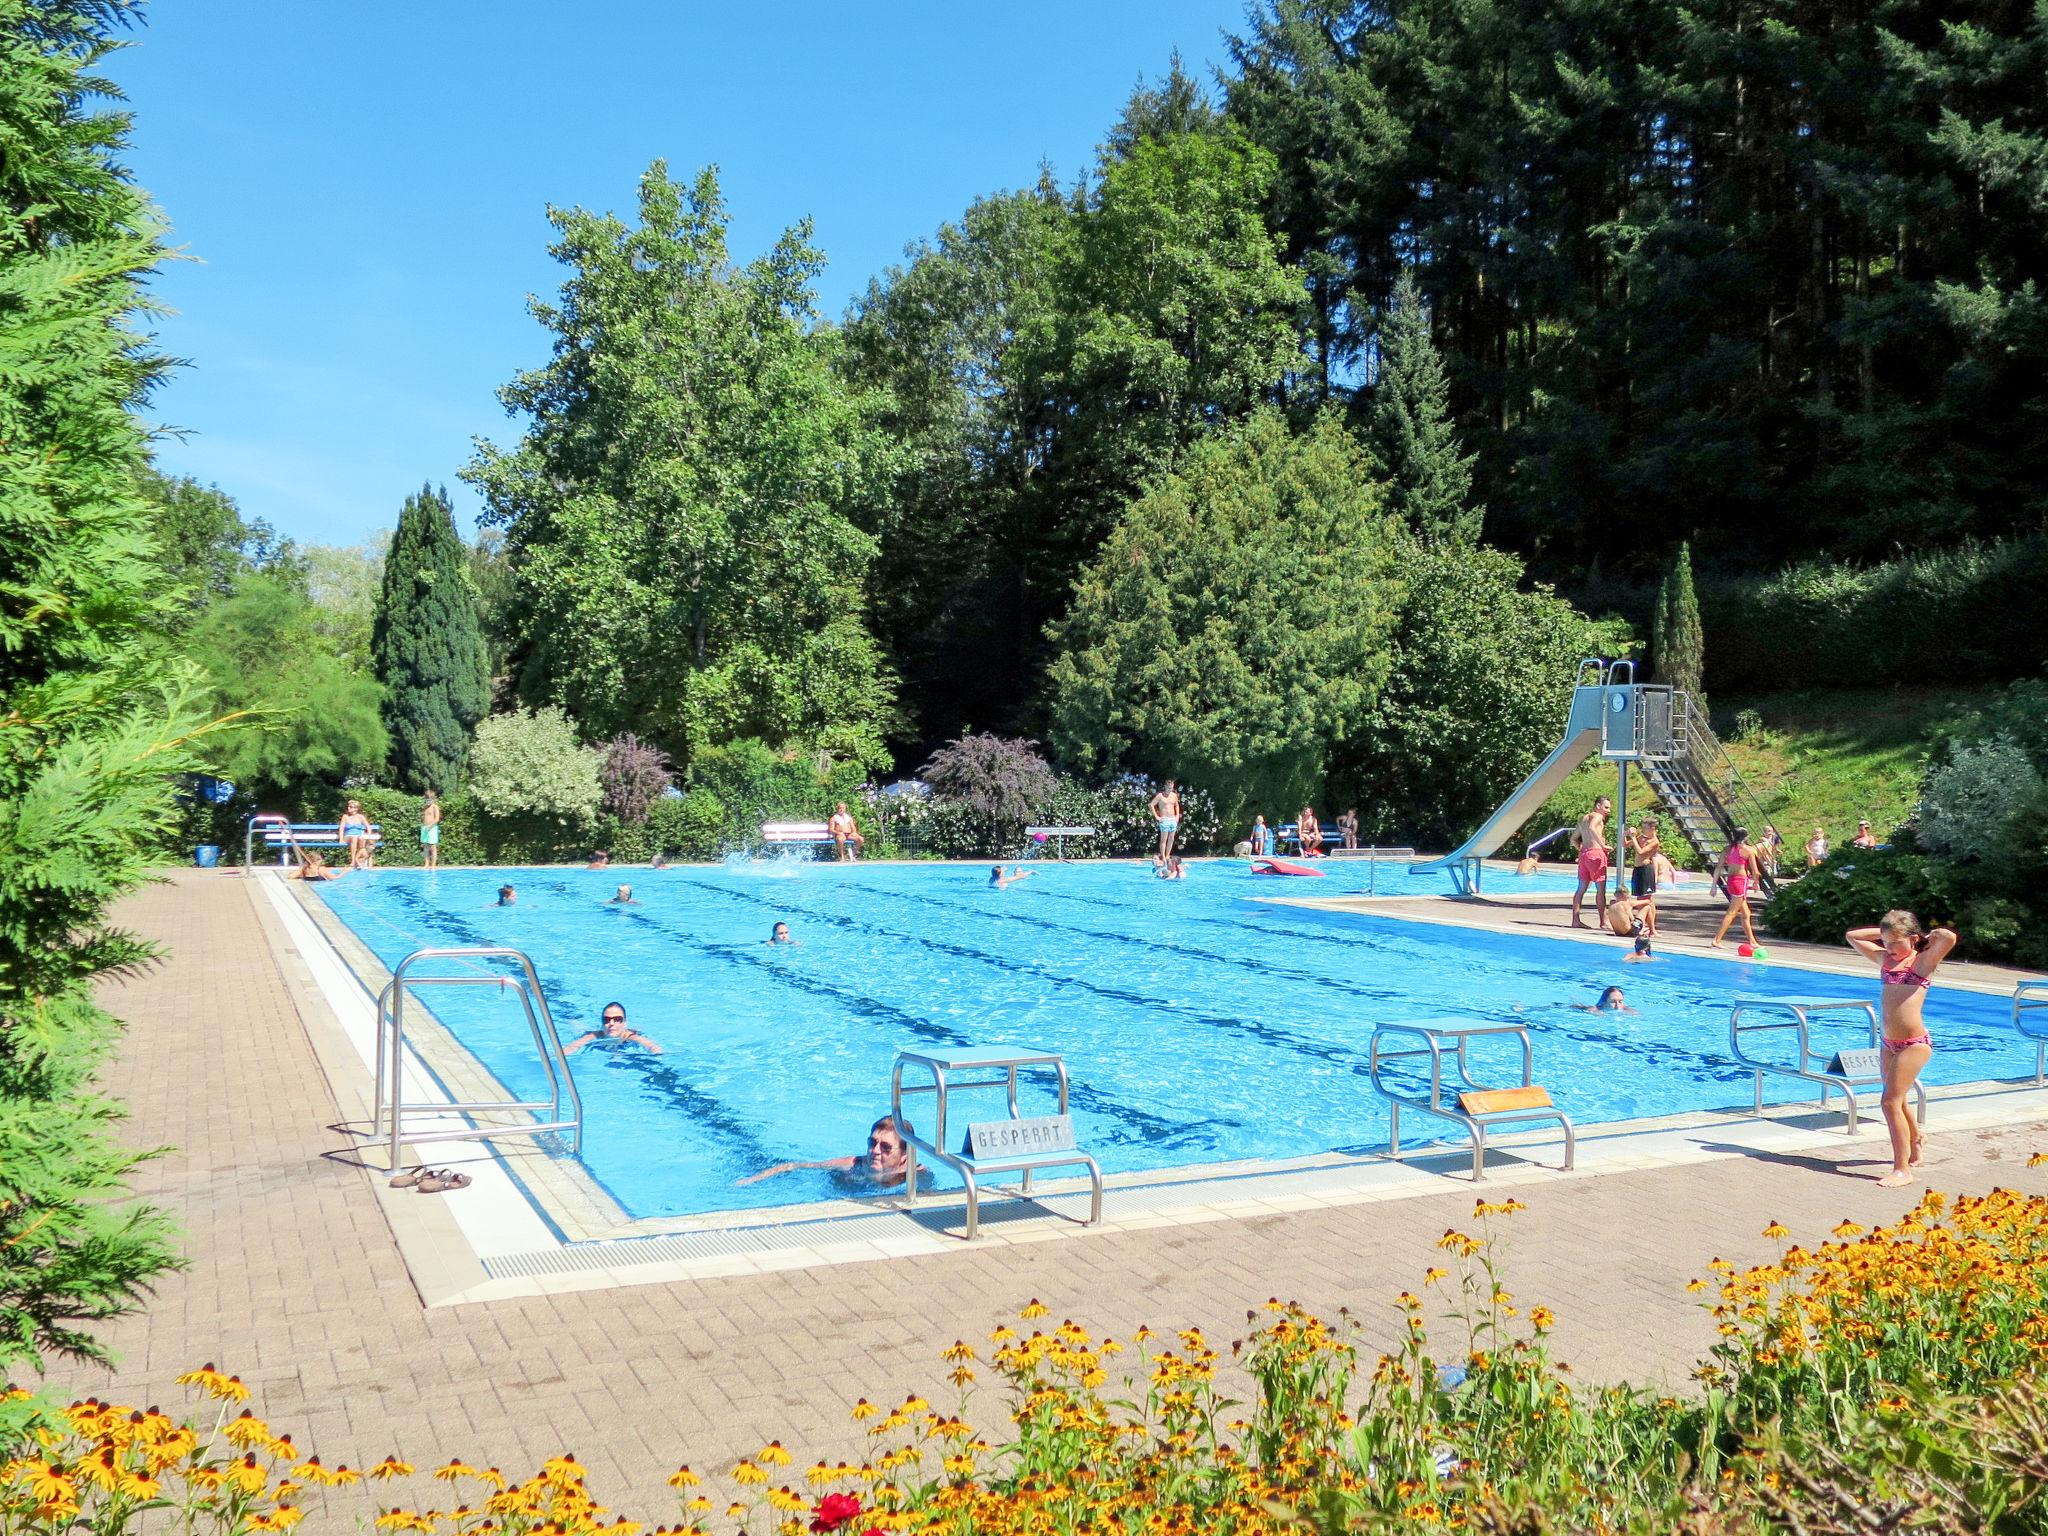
[850,1399,878,1421]
[370,1457,416,1481]
[940,1339,976,1362]
[757,1442,793,1468]
[686,1495,713,1513]
[433,1460,480,1483]
[1423,1267,1448,1284]
[1529,1306,1556,1331]
[666,1466,700,1489]
[2027,1152,2046,1167]
[733,1461,769,1486]
[1020,1300,1049,1320]
[175,1366,253,1404]
[1762,1220,1790,1240]
[1832,1220,1866,1239]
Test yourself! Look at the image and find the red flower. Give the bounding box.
[809,1492,863,1532]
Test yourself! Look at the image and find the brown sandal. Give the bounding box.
[415,1170,472,1194]
[388,1166,429,1189]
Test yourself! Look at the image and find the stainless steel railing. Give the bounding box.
[373,947,583,1170]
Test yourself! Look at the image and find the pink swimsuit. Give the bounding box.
[1880,962,1932,1051]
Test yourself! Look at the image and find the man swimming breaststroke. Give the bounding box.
[1150,780,1182,862]
[737,1115,917,1188]
[564,1003,662,1055]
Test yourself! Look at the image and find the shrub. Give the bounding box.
[876,773,1219,860]
[918,735,1055,823]
[689,738,868,848]
[1763,841,1959,947]
[467,708,602,827]
[1917,733,2042,862]
[599,734,674,826]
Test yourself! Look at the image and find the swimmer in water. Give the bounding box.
[607,884,639,905]
[1576,985,1635,1014]
[496,884,516,906]
[564,1003,662,1055]
[737,1115,915,1187]
[768,922,795,945]
[991,865,1035,889]
[1846,911,1957,1186]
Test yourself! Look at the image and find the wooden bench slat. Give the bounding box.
[1456,1085,1554,1115]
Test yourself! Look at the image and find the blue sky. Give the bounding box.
[110,2,1251,546]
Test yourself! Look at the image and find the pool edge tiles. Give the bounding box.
[250,869,2048,1305]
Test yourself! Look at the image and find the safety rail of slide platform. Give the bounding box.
[372,947,583,1170]
[1727,997,1924,1134]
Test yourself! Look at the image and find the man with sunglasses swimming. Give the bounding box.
[564,1002,662,1054]
[737,1114,917,1188]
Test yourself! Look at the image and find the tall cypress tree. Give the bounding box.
[0,0,208,1365]
[1368,269,1479,546]
[372,484,490,791]
[1653,542,1706,706]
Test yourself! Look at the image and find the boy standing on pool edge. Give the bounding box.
[1569,795,1611,929]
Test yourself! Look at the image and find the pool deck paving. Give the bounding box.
[78,869,2048,1519]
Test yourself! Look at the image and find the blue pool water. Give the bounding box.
[311,861,2030,1219]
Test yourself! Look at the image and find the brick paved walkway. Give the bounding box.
[76,872,2048,1519]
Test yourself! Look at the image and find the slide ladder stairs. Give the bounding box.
[1637,698,1778,896]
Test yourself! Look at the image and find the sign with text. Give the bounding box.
[968,1115,1077,1160]
[1825,1046,1883,1079]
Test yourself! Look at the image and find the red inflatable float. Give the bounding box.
[1251,858,1325,877]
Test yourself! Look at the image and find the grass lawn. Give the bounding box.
[1519,686,1990,869]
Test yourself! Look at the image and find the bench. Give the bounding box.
[244,815,382,870]
[760,821,834,847]
[1728,997,1926,1133]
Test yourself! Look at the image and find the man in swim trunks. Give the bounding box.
[1846,911,1957,1186]
[1298,806,1325,856]
[419,789,442,869]
[829,802,865,862]
[1150,781,1182,862]
[1569,795,1611,929]
[565,1002,662,1055]
[1622,814,1661,935]
[737,1115,915,1187]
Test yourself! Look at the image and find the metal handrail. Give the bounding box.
[1367,1021,1575,1181]
[244,813,291,871]
[373,947,583,1169]
[1727,998,1924,1133]
[2014,980,2048,1085]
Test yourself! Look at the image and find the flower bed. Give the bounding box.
[8,1186,2047,1534]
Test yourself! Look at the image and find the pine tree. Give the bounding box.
[372,484,490,792]
[1368,270,1479,545]
[0,0,212,1366]
[1654,543,1706,706]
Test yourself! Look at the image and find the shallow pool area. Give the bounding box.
[309,861,2032,1221]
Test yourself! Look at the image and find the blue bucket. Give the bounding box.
[193,845,221,868]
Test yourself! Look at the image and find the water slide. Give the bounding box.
[1416,682,1610,892]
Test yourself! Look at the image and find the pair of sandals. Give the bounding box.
[389,1166,472,1194]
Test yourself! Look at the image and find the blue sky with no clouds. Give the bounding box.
[109,2,1252,546]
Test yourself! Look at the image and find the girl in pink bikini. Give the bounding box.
[1845,910,1957,1187]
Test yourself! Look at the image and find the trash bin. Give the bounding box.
[194,845,221,868]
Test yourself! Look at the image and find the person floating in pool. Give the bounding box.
[1577,985,1635,1014]
[1846,910,1957,1186]
[564,1002,662,1055]
[1150,780,1182,863]
[768,922,796,944]
[588,849,610,871]
[1155,853,1186,880]
[607,884,639,905]
[737,1115,916,1188]
[991,864,1035,889]
[496,884,516,906]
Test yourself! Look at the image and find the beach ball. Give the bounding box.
[1737,943,1755,957]
[1031,831,1049,843]
[1753,946,1770,961]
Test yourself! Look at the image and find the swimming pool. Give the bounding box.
[310,861,2029,1220]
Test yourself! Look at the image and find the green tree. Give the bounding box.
[1046,411,1400,827]
[300,536,386,672]
[467,161,899,775]
[1368,269,1478,544]
[372,484,490,792]
[1330,540,1624,846]
[139,468,294,611]
[467,707,602,827]
[1652,541,1705,704]
[186,574,389,797]
[0,0,217,1366]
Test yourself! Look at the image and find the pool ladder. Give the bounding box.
[372,946,583,1170]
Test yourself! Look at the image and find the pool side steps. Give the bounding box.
[1369,1020,1576,1182]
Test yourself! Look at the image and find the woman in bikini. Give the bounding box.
[1710,827,1759,949]
[1846,912,1956,1186]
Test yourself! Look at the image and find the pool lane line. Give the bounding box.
[607,902,1226,1154]
[858,882,1758,1087]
